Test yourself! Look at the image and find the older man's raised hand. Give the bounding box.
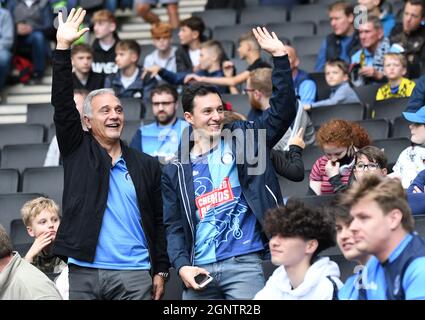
[56,8,90,50]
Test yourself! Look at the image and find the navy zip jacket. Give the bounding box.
[51,50,169,275]
[161,55,296,272]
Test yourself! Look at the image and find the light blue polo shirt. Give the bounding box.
[358,234,425,300]
[69,156,151,270]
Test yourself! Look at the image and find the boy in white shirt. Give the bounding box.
[254,199,342,300]
[143,22,177,84]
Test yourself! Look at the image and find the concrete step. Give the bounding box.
[6,84,51,94]
[0,115,26,123]
[6,94,51,104]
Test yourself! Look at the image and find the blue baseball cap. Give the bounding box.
[402,106,425,124]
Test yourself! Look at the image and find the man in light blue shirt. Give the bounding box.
[339,175,425,300]
[130,84,188,162]
[315,1,360,72]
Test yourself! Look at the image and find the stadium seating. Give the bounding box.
[221,94,250,118]
[293,194,338,208]
[0,168,19,194]
[239,6,288,25]
[21,166,64,207]
[356,118,390,140]
[302,145,323,170]
[0,193,43,235]
[193,9,238,30]
[290,4,329,24]
[230,58,248,74]
[371,97,410,121]
[138,44,155,66]
[299,54,318,73]
[221,40,235,59]
[415,215,425,237]
[317,20,332,36]
[391,116,410,138]
[278,170,310,198]
[309,72,331,100]
[1,143,50,173]
[266,22,315,42]
[0,123,45,149]
[372,137,411,169]
[121,120,142,145]
[352,83,382,110]
[213,24,256,44]
[328,254,359,282]
[309,103,365,127]
[120,97,143,120]
[293,35,325,56]
[48,123,56,142]
[10,219,33,256]
[262,259,278,280]
[27,103,54,127]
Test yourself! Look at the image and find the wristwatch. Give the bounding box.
[157,272,170,282]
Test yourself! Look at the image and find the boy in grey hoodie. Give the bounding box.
[303,59,360,110]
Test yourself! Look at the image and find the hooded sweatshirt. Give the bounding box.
[254,257,343,300]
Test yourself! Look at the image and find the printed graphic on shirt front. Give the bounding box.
[192,142,264,265]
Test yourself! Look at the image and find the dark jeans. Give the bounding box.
[16,31,50,78]
[0,49,12,89]
[68,264,152,300]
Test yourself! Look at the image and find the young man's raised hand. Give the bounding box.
[252,26,288,57]
[56,8,90,50]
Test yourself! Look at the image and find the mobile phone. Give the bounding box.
[194,274,213,288]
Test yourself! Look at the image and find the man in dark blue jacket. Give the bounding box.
[406,75,425,112]
[52,8,170,300]
[162,26,296,300]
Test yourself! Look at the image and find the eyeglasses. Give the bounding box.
[354,163,380,171]
[152,101,175,107]
[243,88,255,94]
